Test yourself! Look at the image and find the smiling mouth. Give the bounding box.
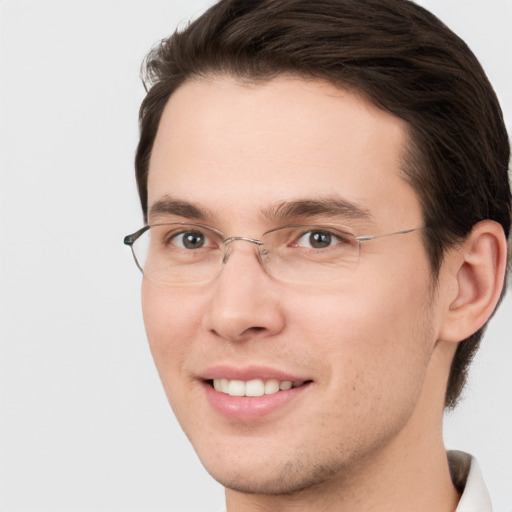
[208,378,311,397]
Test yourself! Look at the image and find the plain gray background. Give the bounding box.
[0,1,510,510]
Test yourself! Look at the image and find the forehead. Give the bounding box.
[147,75,422,229]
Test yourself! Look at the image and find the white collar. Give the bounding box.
[450,450,492,512]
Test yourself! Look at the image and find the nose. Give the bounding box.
[202,240,286,342]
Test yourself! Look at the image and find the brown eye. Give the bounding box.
[308,231,332,248]
[171,231,207,249]
[297,230,338,249]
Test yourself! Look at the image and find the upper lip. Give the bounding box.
[199,365,311,382]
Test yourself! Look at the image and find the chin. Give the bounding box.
[198,448,347,496]
[209,466,319,496]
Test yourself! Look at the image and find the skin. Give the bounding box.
[142,75,478,512]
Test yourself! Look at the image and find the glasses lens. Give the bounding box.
[261,225,360,283]
[129,223,360,285]
[132,224,223,284]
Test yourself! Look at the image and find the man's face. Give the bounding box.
[143,76,445,494]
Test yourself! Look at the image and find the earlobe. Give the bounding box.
[439,220,508,343]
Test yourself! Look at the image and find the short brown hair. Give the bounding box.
[135,0,511,408]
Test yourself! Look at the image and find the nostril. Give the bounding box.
[231,326,267,340]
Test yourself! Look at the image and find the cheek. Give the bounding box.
[288,264,434,396]
[141,282,204,393]
[290,275,430,348]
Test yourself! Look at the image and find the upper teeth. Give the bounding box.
[213,378,304,397]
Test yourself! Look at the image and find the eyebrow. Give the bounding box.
[148,196,209,221]
[148,195,373,225]
[263,197,373,223]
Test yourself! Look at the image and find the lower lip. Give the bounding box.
[203,382,310,422]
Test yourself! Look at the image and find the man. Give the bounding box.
[124,0,511,510]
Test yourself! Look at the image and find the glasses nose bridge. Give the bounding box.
[222,236,265,265]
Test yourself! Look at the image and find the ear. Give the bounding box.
[439,220,508,343]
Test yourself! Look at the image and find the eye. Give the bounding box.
[171,230,209,249]
[158,226,220,251]
[295,229,350,249]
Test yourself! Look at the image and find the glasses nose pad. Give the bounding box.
[259,248,270,264]
[222,245,232,265]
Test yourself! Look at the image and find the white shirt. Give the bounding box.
[450,450,493,512]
